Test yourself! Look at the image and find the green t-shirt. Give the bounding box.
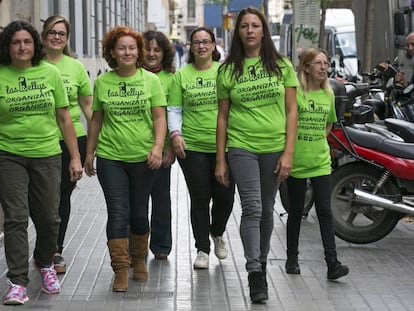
[47,55,92,138]
[291,88,337,178]
[156,70,173,101]
[168,62,220,153]
[216,57,299,153]
[0,61,68,157]
[93,69,166,162]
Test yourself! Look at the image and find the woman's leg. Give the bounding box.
[97,158,130,239]
[28,155,61,268]
[0,152,31,286]
[178,151,212,254]
[210,153,235,237]
[286,176,307,257]
[257,152,282,263]
[97,158,133,291]
[150,165,172,256]
[311,175,337,260]
[128,161,156,281]
[56,136,87,254]
[228,148,262,273]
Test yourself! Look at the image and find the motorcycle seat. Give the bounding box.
[344,126,414,159]
[384,118,414,143]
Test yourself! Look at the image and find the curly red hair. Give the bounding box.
[102,25,146,69]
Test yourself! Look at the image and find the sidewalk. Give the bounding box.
[1,163,414,310]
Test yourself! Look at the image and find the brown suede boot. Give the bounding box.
[129,232,149,281]
[107,239,131,292]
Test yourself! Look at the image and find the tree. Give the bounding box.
[318,0,332,48]
[362,0,374,73]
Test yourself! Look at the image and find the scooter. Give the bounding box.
[328,119,414,244]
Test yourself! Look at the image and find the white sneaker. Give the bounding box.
[193,251,209,269]
[212,235,228,259]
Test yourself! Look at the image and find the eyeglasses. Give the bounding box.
[191,39,212,46]
[47,30,67,37]
[309,61,330,68]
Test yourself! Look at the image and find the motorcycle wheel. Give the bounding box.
[331,163,403,244]
[279,179,314,217]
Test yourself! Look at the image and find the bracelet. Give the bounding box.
[169,131,182,141]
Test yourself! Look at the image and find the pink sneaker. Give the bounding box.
[36,264,60,294]
[4,280,29,305]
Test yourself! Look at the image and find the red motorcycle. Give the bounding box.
[328,120,414,243]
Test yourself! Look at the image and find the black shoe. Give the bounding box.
[261,262,268,289]
[248,271,268,303]
[154,253,168,260]
[285,255,300,274]
[52,254,66,274]
[327,259,349,280]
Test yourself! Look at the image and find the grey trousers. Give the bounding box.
[0,151,61,286]
[228,148,282,273]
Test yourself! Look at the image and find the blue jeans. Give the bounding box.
[97,157,157,239]
[150,165,172,255]
[286,175,337,260]
[228,148,282,273]
[178,151,235,254]
[0,151,61,286]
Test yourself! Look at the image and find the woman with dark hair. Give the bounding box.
[0,20,82,305]
[143,30,176,260]
[285,48,349,280]
[168,26,235,270]
[41,15,93,274]
[215,7,299,303]
[84,26,167,292]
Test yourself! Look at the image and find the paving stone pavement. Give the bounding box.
[1,163,414,310]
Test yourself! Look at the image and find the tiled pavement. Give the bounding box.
[1,163,414,310]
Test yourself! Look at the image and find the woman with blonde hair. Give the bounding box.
[41,15,92,274]
[285,47,349,280]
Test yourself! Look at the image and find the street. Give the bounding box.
[0,163,414,310]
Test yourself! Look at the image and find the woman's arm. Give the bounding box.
[326,122,333,137]
[215,98,231,186]
[78,95,93,125]
[147,106,166,169]
[275,86,297,181]
[167,106,186,159]
[84,110,103,177]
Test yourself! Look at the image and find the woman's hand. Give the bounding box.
[69,157,83,182]
[215,161,230,187]
[162,144,176,167]
[274,151,293,182]
[84,153,96,177]
[171,134,186,159]
[147,144,163,169]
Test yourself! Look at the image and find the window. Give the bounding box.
[187,0,195,18]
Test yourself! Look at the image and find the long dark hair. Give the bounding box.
[143,30,176,73]
[0,20,45,66]
[187,27,220,64]
[220,7,284,80]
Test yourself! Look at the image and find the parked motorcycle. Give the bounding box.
[362,58,414,122]
[328,117,414,244]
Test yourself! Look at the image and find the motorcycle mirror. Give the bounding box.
[403,84,414,94]
[386,77,394,89]
[392,56,399,65]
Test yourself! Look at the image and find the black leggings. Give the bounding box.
[286,175,337,260]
